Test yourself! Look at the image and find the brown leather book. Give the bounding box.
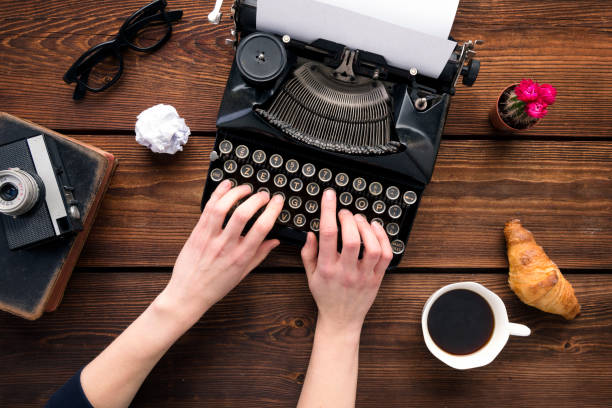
[0,112,117,320]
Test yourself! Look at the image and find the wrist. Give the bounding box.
[315,315,362,346]
[152,288,210,333]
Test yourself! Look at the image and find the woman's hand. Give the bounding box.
[301,188,393,335]
[159,180,284,327]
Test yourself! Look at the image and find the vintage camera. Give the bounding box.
[0,134,82,249]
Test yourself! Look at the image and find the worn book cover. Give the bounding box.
[0,112,117,320]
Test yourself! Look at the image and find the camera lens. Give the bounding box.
[0,169,40,216]
[0,183,18,201]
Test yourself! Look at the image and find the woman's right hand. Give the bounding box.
[300,189,393,335]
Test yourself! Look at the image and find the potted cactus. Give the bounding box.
[490,79,557,131]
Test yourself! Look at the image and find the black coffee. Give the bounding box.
[427,289,494,355]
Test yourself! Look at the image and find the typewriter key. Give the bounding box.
[274,174,287,188]
[371,218,384,227]
[352,177,366,192]
[305,200,318,214]
[288,196,302,209]
[257,169,271,183]
[278,210,291,223]
[388,205,402,219]
[210,168,223,182]
[293,214,307,228]
[403,190,417,205]
[252,149,266,164]
[272,191,285,201]
[236,145,249,159]
[306,182,320,196]
[386,186,400,201]
[369,182,383,196]
[257,187,270,194]
[224,160,238,174]
[302,163,316,178]
[318,168,332,183]
[355,197,368,211]
[240,164,254,178]
[289,178,304,192]
[219,140,233,154]
[391,239,405,255]
[227,178,237,188]
[339,191,353,206]
[285,159,299,174]
[373,200,386,214]
[269,154,283,168]
[386,222,400,236]
[310,218,320,232]
[335,173,349,187]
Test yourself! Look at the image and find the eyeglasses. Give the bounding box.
[63,0,183,100]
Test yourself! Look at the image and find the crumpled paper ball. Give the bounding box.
[135,104,190,154]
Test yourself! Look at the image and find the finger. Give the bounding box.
[338,209,360,266]
[222,191,271,239]
[301,232,318,277]
[318,189,338,265]
[371,221,394,276]
[203,184,253,235]
[196,180,232,231]
[244,239,280,275]
[354,214,382,272]
[242,193,285,250]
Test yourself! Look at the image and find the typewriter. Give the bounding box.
[201,0,481,267]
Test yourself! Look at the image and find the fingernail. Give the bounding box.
[355,213,366,222]
[220,180,230,188]
[324,188,335,200]
[273,194,284,203]
[372,220,383,229]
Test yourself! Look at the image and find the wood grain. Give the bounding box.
[0,1,611,136]
[71,134,612,269]
[0,271,610,407]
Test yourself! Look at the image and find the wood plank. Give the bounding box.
[0,271,610,407]
[0,0,611,136]
[71,135,612,269]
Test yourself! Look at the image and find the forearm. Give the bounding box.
[298,318,361,408]
[80,289,200,408]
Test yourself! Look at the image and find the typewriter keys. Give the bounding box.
[339,192,353,206]
[352,177,366,192]
[252,149,266,164]
[286,159,299,173]
[293,214,306,228]
[310,218,320,232]
[386,186,400,201]
[403,191,417,205]
[305,200,318,214]
[388,205,402,219]
[335,172,349,187]
[257,187,270,195]
[257,169,271,183]
[236,145,249,159]
[278,210,291,224]
[288,196,302,209]
[224,160,237,174]
[209,168,223,182]
[369,182,383,196]
[306,182,320,196]
[386,222,400,236]
[269,154,283,168]
[302,163,316,178]
[355,197,368,211]
[219,140,233,154]
[289,178,304,192]
[274,174,287,188]
[236,32,288,86]
[372,200,386,215]
[318,168,332,183]
[371,218,384,227]
[391,239,405,255]
[240,164,254,178]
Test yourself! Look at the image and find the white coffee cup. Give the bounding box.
[421,282,530,370]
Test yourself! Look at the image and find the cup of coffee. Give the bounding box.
[421,282,530,370]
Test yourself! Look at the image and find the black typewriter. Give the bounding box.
[201,0,481,267]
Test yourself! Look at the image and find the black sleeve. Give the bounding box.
[45,368,93,408]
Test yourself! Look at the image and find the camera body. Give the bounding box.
[0,134,82,249]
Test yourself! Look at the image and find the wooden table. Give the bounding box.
[1,1,611,406]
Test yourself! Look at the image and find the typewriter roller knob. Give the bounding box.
[236,32,288,86]
[461,59,480,87]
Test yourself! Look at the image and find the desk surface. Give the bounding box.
[1,1,611,406]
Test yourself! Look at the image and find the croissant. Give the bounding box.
[504,219,580,320]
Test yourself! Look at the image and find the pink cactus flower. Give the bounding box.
[526,101,548,119]
[514,79,540,102]
[538,83,557,105]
